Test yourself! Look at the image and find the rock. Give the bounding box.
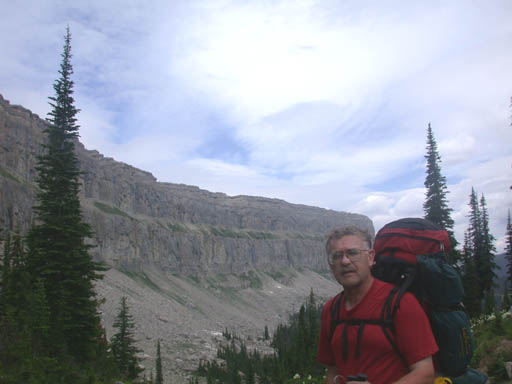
[0,93,373,383]
[505,361,512,379]
[0,94,372,277]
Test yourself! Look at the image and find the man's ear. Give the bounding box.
[368,249,376,266]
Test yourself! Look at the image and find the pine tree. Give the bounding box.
[483,289,496,315]
[0,233,29,373]
[463,189,498,309]
[155,339,163,384]
[111,296,142,380]
[466,188,484,303]
[461,231,481,317]
[479,194,497,293]
[264,325,270,340]
[25,26,105,362]
[423,123,458,264]
[505,210,512,287]
[502,284,511,312]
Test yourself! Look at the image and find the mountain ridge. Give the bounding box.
[0,93,372,381]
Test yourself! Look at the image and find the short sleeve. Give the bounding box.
[393,293,439,366]
[317,301,336,366]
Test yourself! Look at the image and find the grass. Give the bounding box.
[267,270,286,281]
[94,201,132,219]
[239,271,263,289]
[120,269,188,306]
[168,223,187,232]
[210,226,247,238]
[246,230,278,240]
[207,226,281,240]
[471,311,512,382]
[0,166,19,182]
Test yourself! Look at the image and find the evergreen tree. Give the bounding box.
[463,189,498,311]
[461,232,481,317]
[502,284,511,312]
[483,289,496,315]
[155,339,163,384]
[111,296,142,380]
[423,123,458,264]
[505,210,512,286]
[25,26,105,362]
[0,233,29,375]
[479,194,497,293]
[466,188,484,302]
[264,325,270,340]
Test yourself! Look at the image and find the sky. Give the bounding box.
[1,0,511,251]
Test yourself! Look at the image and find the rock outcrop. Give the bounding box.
[0,94,374,382]
[0,94,373,278]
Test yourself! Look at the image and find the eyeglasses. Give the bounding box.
[327,248,369,265]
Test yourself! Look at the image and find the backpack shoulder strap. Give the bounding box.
[329,291,345,338]
[328,287,409,366]
[380,286,409,369]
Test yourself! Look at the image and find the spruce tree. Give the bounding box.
[505,210,512,287]
[25,26,105,362]
[423,123,458,264]
[463,189,498,308]
[461,232,481,316]
[478,194,497,293]
[466,188,483,302]
[264,325,270,340]
[0,234,29,374]
[111,296,142,380]
[483,289,496,315]
[155,339,163,384]
[502,285,511,312]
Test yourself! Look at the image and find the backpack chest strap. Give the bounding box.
[331,318,394,360]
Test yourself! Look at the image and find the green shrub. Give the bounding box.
[239,271,263,289]
[0,166,19,182]
[167,223,187,232]
[94,201,132,218]
[471,311,512,381]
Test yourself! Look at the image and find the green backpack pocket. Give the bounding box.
[451,368,488,384]
[430,310,473,377]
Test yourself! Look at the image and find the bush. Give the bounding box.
[471,311,512,381]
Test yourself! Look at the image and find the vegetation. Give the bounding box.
[461,188,498,317]
[94,201,132,218]
[0,166,19,182]
[239,270,263,289]
[155,339,164,384]
[423,123,459,264]
[0,28,154,383]
[471,311,512,383]
[195,290,324,384]
[167,222,187,232]
[111,296,143,380]
[2,23,511,384]
[208,226,279,240]
[505,210,512,288]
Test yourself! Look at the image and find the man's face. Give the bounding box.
[327,234,375,290]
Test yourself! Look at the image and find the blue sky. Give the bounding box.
[1,0,511,251]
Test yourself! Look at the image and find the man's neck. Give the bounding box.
[344,276,374,310]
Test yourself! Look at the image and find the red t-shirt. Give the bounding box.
[317,279,438,384]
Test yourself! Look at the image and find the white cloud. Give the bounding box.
[0,0,511,254]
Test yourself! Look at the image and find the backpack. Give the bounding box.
[371,218,487,384]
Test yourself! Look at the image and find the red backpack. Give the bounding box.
[371,218,487,384]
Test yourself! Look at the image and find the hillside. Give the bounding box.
[0,94,373,381]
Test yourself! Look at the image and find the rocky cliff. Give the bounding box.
[0,94,373,381]
[0,94,373,278]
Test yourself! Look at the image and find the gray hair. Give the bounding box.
[325,226,373,255]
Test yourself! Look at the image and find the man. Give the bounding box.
[317,227,438,384]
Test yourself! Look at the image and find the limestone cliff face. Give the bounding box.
[0,94,373,277]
